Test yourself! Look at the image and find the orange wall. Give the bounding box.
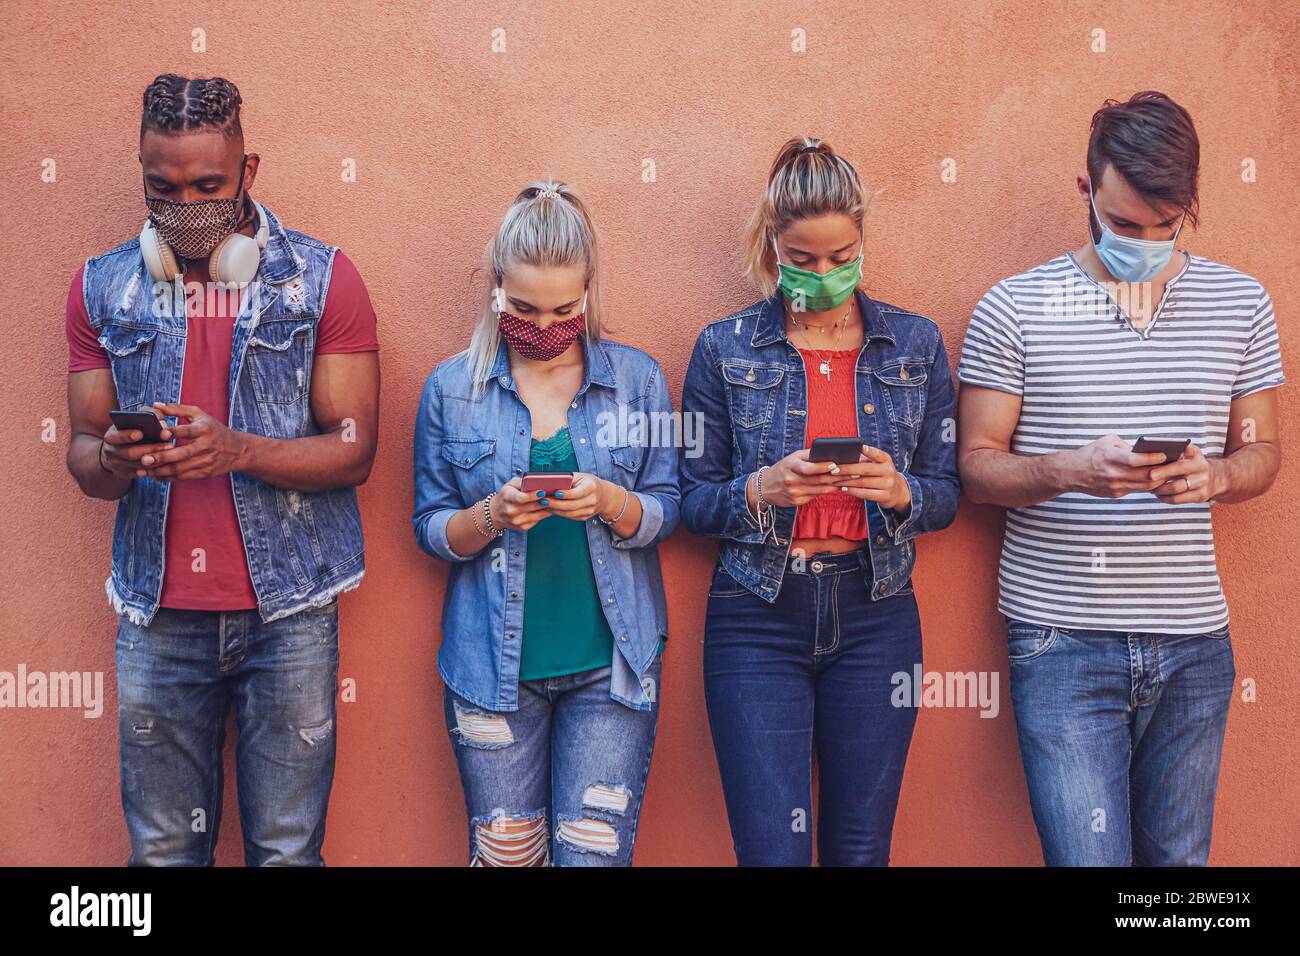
[1,0,1297,865]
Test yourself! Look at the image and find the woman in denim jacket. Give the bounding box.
[680,138,960,866]
[413,182,680,865]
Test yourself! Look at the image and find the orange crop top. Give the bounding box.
[792,348,871,542]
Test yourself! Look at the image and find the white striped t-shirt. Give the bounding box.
[958,252,1284,633]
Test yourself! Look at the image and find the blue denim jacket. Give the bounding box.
[680,288,959,601]
[413,335,681,712]
[80,205,366,626]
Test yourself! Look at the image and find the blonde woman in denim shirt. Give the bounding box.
[680,139,960,865]
[413,182,680,865]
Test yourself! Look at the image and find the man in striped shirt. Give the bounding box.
[957,92,1283,866]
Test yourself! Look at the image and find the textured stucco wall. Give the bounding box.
[1,0,1296,865]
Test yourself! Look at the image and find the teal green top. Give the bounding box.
[519,427,616,682]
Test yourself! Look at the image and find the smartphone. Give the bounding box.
[109,410,166,444]
[1132,436,1190,464]
[520,471,575,494]
[809,436,864,465]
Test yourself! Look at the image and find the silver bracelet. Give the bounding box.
[598,485,632,526]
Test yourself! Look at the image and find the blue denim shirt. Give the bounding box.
[80,204,367,627]
[680,288,959,601]
[413,335,681,712]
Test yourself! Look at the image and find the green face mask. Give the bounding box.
[773,236,863,312]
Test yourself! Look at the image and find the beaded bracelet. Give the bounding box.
[468,499,490,538]
[470,493,503,538]
[482,492,503,537]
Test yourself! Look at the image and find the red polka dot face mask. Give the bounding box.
[495,289,587,361]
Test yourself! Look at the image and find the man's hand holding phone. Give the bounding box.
[1067,434,1169,498]
[1149,443,1220,504]
[100,408,174,480]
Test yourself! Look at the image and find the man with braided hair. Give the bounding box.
[65,74,380,866]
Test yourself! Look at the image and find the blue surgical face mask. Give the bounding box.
[1088,186,1185,283]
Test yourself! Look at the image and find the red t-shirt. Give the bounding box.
[67,250,379,610]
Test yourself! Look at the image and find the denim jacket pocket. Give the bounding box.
[247,319,315,404]
[1006,619,1059,662]
[721,361,784,429]
[608,443,643,486]
[98,324,160,410]
[872,361,928,428]
[442,436,497,500]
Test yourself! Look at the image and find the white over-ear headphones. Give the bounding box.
[140,198,269,286]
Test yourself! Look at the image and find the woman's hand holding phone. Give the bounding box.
[490,477,553,532]
[752,449,843,508]
[534,472,615,522]
[831,445,912,512]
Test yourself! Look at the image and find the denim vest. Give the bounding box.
[680,288,960,601]
[80,204,366,626]
[413,335,681,712]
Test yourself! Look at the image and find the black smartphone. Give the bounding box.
[109,410,166,444]
[809,436,864,465]
[1132,436,1190,464]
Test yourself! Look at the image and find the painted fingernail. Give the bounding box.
[536,490,545,497]
[540,499,550,506]
[554,491,565,497]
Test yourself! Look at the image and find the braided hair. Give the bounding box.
[140,74,243,139]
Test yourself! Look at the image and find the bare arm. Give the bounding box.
[957,384,1166,507]
[66,368,174,500]
[1148,387,1282,505]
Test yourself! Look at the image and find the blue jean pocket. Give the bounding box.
[1006,619,1058,663]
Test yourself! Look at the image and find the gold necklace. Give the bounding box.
[789,302,851,379]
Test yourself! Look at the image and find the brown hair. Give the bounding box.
[742,137,869,297]
[1087,91,1199,227]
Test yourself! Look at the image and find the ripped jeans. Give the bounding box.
[115,602,340,866]
[443,658,661,866]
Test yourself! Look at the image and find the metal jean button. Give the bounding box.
[810,560,824,573]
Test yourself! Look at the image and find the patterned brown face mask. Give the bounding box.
[144,155,248,260]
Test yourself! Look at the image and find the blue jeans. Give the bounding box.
[1006,618,1236,866]
[443,659,661,866]
[115,602,340,866]
[703,550,923,866]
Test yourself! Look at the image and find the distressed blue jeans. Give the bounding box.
[443,658,661,866]
[703,549,923,866]
[1006,618,1236,866]
[115,601,340,866]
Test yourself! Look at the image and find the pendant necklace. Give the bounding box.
[790,302,851,380]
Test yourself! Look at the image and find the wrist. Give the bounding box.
[598,479,631,524]
[233,430,258,474]
[888,473,912,513]
[1209,458,1229,500]
[595,478,618,519]
[1055,448,1084,495]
